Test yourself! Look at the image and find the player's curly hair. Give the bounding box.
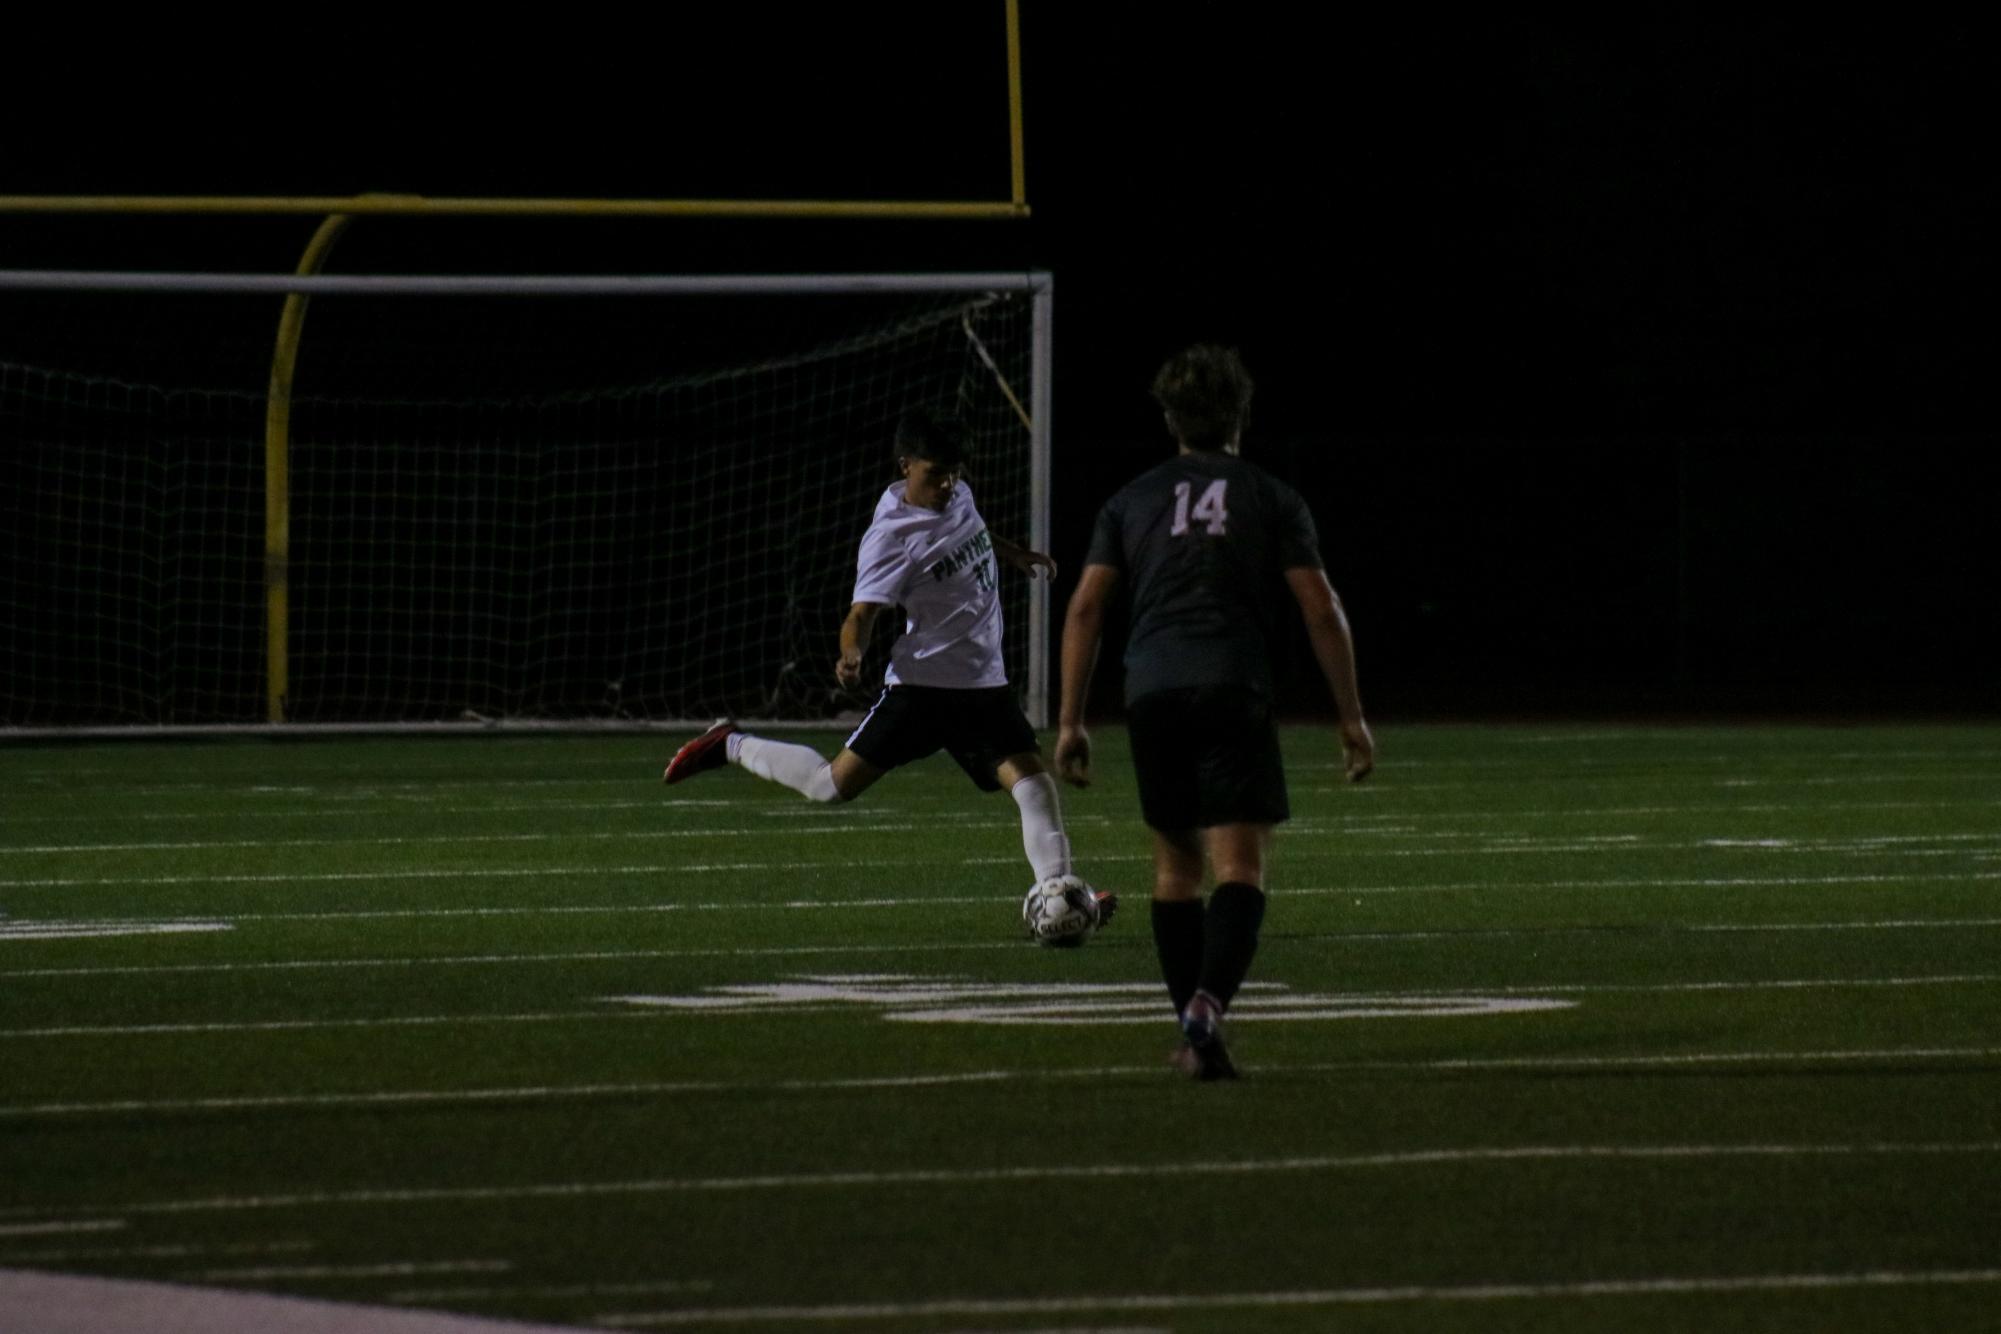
[895,407,973,468]
[1151,344,1254,450]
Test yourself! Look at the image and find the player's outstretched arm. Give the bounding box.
[1057,564,1121,787]
[992,535,1057,581]
[1284,566,1375,782]
[836,602,885,689]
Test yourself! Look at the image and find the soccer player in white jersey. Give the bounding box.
[664,409,1112,929]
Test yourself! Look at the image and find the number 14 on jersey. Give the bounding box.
[1171,478,1230,536]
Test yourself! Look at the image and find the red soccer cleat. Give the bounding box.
[663,720,740,785]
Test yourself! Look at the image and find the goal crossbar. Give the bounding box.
[0,271,1051,296]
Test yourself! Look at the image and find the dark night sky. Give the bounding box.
[3,11,1992,717]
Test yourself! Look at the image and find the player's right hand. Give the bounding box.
[1055,725,1092,787]
[835,652,863,689]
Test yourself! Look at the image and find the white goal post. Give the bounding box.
[0,270,1054,734]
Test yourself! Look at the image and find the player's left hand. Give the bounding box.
[1055,725,1092,786]
[1341,718,1376,783]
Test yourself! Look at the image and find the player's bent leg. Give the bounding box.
[825,749,885,802]
[724,733,839,801]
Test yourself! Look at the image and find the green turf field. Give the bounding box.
[2,724,1999,1332]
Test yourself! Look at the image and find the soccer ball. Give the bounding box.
[1022,875,1099,948]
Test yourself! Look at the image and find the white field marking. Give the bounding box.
[1282,773,2001,795]
[0,798,747,826]
[1318,870,2001,896]
[0,1241,312,1265]
[29,1140,2001,1220]
[37,865,2001,928]
[593,1268,2001,1327]
[1311,798,2001,821]
[0,1010,682,1039]
[0,919,232,942]
[0,861,997,889]
[90,822,1998,864]
[1314,829,2001,853]
[7,1046,2001,1121]
[1383,1046,2001,1072]
[608,976,1573,1026]
[0,942,1021,980]
[11,916,2001,986]
[0,1069,1084,1120]
[189,1259,510,1282]
[1292,772,2001,793]
[391,1280,713,1303]
[9,972,2000,1041]
[22,849,2001,894]
[0,1219,125,1238]
[0,819,1083,856]
[6,794,1996,834]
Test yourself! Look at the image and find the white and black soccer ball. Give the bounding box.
[1022,874,1099,948]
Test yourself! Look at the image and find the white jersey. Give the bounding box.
[851,480,1007,689]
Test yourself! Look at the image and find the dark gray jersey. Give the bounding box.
[1084,451,1323,703]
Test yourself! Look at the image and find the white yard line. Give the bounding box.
[12,847,2001,891]
[391,1280,711,1304]
[189,1260,509,1282]
[5,794,1996,833]
[5,972,1996,1040]
[0,822,1065,855]
[7,825,1993,857]
[7,1053,2001,1120]
[9,912,2001,983]
[16,864,2001,929]
[0,1219,125,1238]
[18,1140,2001,1219]
[0,943,1017,979]
[0,1241,313,1265]
[594,1267,2001,1326]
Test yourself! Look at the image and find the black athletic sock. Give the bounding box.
[1198,881,1267,1010]
[1150,898,1206,1017]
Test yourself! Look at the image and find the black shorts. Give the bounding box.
[1127,685,1289,830]
[845,684,1039,792]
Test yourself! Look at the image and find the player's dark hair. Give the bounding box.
[1151,344,1254,450]
[895,408,973,468]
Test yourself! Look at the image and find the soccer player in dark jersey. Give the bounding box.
[1056,344,1373,1079]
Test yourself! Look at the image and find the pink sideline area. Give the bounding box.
[0,1268,595,1334]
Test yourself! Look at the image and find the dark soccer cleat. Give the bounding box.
[1093,890,1119,930]
[663,720,740,785]
[1176,990,1239,1081]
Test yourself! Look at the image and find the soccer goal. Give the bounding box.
[0,271,1053,733]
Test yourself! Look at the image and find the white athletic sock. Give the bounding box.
[1009,771,1072,882]
[735,735,842,803]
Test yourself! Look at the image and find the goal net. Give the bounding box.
[0,273,1052,731]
